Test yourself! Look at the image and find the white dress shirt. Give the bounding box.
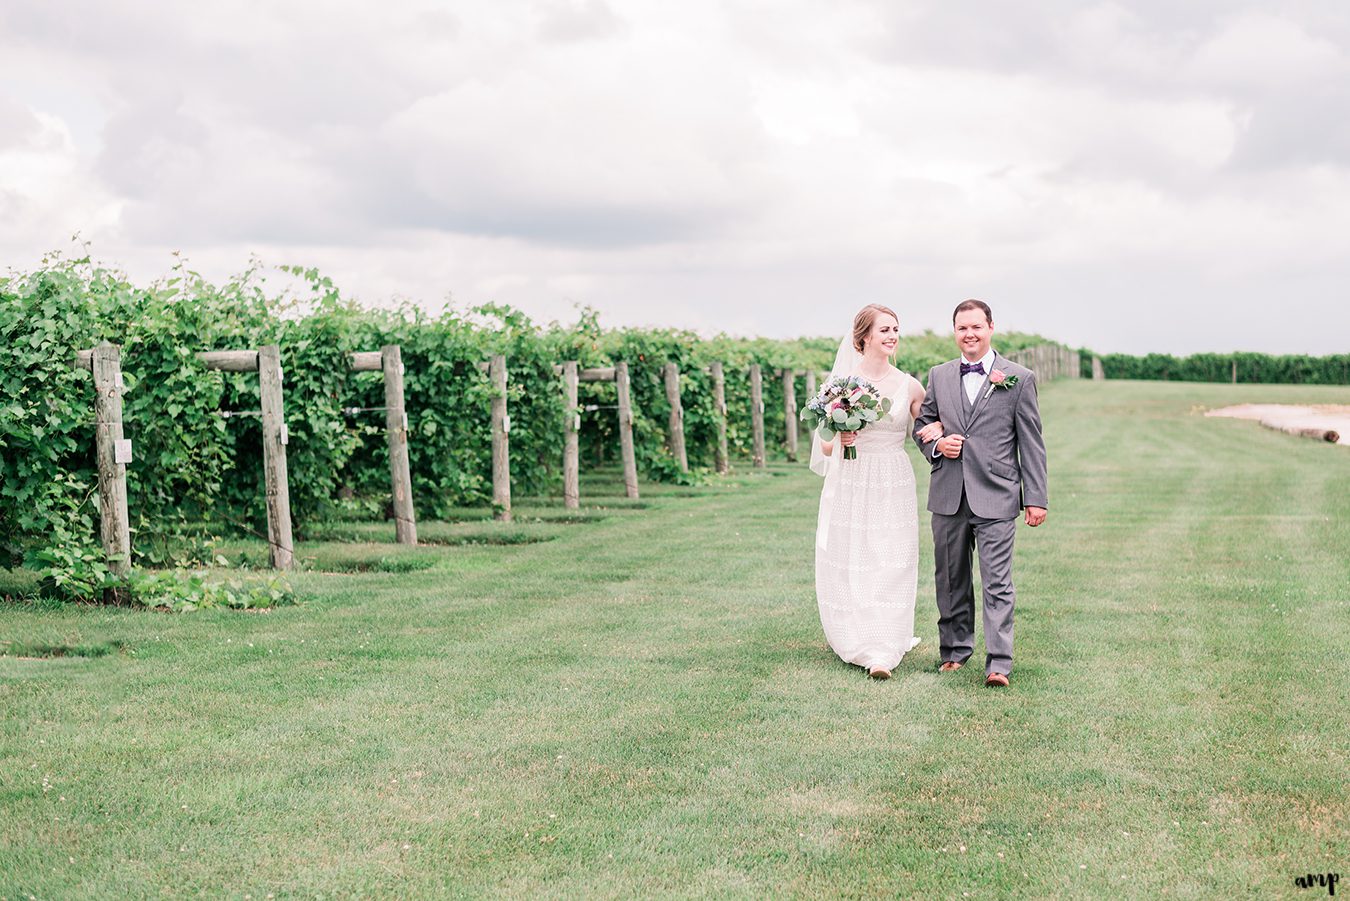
[961,349,997,404]
[931,349,998,458]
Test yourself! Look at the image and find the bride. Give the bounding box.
[811,304,942,679]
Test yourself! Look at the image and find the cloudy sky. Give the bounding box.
[3,1,1348,354]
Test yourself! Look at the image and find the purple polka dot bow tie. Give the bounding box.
[960,361,986,376]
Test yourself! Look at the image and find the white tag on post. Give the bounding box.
[114,372,124,389]
[503,415,511,435]
[574,413,581,431]
[114,439,133,465]
[279,424,289,446]
[402,412,408,431]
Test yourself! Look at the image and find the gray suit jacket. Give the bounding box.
[912,354,1048,520]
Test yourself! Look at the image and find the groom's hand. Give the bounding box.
[936,434,964,458]
[1025,506,1047,527]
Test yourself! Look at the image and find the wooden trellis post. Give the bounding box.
[749,364,766,469]
[199,345,294,570]
[707,361,729,475]
[475,356,514,521]
[350,346,417,544]
[562,361,580,509]
[615,361,639,498]
[781,369,799,462]
[1092,356,1105,380]
[805,369,817,400]
[663,362,688,472]
[489,355,511,522]
[554,362,640,503]
[1005,344,1093,382]
[73,342,132,591]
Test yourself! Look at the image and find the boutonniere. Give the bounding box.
[983,369,1018,400]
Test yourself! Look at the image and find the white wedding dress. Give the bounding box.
[814,369,921,673]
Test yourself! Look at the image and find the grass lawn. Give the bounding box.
[2,379,1348,898]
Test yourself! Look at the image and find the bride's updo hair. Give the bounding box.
[852,304,899,352]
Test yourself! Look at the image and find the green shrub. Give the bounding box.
[1097,351,1350,384]
[1,254,1068,603]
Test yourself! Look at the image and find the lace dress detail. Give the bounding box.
[814,370,920,671]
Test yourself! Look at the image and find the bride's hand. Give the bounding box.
[916,421,944,443]
[838,431,858,447]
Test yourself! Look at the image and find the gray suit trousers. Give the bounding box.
[932,490,1017,676]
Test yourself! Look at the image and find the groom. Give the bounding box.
[913,300,1048,688]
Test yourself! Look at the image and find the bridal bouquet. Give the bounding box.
[800,375,892,460]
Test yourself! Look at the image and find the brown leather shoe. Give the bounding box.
[869,668,891,680]
[938,661,962,672]
[985,672,1010,687]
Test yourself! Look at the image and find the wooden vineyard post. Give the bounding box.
[257,345,295,570]
[615,361,640,499]
[805,369,817,400]
[74,343,132,592]
[708,361,729,475]
[198,347,293,570]
[749,364,766,469]
[489,355,512,522]
[563,361,580,510]
[382,345,417,544]
[781,369,799,462]
[560,363,640,503]
[663,363,688,472]
[350,348,417,544]
[1092,356,1105,381]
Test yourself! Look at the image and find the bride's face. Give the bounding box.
[865,314,900,356]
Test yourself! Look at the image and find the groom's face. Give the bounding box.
[953,309,993,361]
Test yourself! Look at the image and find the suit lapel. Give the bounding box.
[965,353,1003,429]
[942,361,969,433]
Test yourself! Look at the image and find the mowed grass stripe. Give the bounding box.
[1,379,1347,898]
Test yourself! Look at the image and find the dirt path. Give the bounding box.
[1206,404,1350,445]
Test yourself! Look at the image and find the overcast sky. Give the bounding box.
[3,1,1349,354]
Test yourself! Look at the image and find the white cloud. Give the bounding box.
[1,0,1349,354]
[1187,12,1346,90]
[0,100,121,249]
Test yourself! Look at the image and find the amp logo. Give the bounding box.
[1294,872,1339,896]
